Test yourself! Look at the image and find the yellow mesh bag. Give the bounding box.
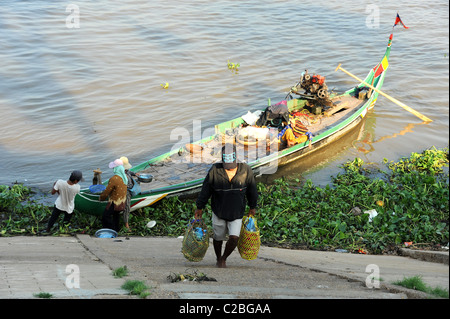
[181,220,209,262]
[237,216,261,260]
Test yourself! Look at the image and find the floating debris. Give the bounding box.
[227,60,240,72]
[167,269,217,283]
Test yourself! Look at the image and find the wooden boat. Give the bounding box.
[75,33,392,217]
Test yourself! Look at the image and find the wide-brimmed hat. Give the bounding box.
[221,143,237,170]
[108,158,123,169]
[119,156,132,169]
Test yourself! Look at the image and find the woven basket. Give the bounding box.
[237,216,261,260]
[181,220,209,262]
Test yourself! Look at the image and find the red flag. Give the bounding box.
[394,13,409,29]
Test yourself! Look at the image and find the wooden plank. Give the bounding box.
[323,100,350,117]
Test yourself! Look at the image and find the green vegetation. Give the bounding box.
[121,280,151,298]
[0,183,93,236]
[393,275,449,298]
[1,147,448,256]
[33,292,53,299]
[0,184,47,235]
[112,266,129,278]
[254,147,449,254]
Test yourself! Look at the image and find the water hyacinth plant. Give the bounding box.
[0,148,448,256]
[227,60,240,73]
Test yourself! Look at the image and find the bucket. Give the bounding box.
[89,184,106,194]
[95,228,118,238]
[137,174,153,183]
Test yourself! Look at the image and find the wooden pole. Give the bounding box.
[335,64,432,122]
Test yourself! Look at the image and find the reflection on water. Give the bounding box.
[352,129,375,154]
[259,114,441,187]
[352,121,429,154]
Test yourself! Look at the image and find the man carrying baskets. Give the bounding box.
[194,143,258,268]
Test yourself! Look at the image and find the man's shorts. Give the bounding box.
[212,213,242,241]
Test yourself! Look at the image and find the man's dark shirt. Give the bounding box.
[196,162,258,221]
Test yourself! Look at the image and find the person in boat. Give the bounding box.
[99,158,128,232]
[46,170,83,232]
[255,100,290,127]
[194,143,258,268]
[277,115,312,148]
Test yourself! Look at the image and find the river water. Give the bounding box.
[0,0,448,197]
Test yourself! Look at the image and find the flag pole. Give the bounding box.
[360,14,431,121]
[368,32,392,98]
